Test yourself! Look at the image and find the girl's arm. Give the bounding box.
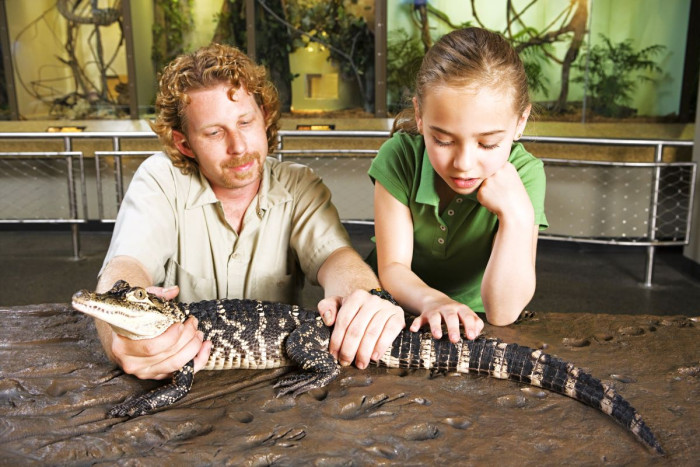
[478,162,538,325]
[374,182,484,342]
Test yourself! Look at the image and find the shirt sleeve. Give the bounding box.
[284,163,353,285]
[516,154,549,230]
[368,133,418,206]
[99,154,179,285]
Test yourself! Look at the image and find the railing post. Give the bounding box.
[276,133,283,162]
[65,153,81,260]
[643,143,664,288]
[115,154,125,205]
[95,152,105,220]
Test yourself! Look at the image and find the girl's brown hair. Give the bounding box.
[151,43,281,174]
[393,27,530,135]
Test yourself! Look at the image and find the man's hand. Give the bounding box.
[318,290,405,369]
[106,285,211,380]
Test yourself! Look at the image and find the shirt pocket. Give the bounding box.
[164,258,215,302]
[253,271,297,303]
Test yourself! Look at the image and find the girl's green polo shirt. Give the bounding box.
[368,131,548,314]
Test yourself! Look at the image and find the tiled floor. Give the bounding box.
[2,224,699,318]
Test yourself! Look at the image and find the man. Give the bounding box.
[95,44,404,381]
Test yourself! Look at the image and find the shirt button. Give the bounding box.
[447,209,455,216]
[438,238,445,244]
[440,225,446,231]
[456,198,463,203]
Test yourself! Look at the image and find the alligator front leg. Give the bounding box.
[274,321,340,397]
[109,360,195,417]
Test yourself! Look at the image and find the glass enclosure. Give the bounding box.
[386,0,694,121]
[0,0,695,122]
[4,0,129,119]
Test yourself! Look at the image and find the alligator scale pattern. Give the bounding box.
[71,280,664,455]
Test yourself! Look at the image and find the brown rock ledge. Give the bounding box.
[1,304,698,465]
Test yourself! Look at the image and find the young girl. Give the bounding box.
[369,27,548,344]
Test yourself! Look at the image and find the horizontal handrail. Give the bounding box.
[0,130,693,147]
[0,151,84,258]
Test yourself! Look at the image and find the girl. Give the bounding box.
[369,27,548,343]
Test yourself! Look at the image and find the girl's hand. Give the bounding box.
[409,297,484,343]
[477,162,532,221]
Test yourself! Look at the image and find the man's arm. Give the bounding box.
[96,255,210,380]
[316,246,405,369]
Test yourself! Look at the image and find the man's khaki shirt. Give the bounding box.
[101,153,352,304]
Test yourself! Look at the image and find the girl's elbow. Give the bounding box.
[486,314,519,327]
[483,302,528,326]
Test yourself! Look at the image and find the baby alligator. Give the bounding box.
[71,280,664,454]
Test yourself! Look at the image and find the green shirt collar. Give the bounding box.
[415,146,479,207]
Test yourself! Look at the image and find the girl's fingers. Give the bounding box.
[443,312,462,343]
[427,312,443,339]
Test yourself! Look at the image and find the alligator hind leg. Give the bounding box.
[274,321,340,397]
[109,360,195,417]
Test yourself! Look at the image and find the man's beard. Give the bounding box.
[219,152,264,186]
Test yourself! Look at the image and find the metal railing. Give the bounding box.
[0,130,696,286]
[0,151,85,259]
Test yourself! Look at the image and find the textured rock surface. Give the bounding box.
[1,304,698,465]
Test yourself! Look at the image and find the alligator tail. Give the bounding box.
[377,332,664,455]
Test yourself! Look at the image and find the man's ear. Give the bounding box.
[412,96,423,134]
[172,130,195,158]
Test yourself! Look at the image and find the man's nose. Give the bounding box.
[227,131,245,154]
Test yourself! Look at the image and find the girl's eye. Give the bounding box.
[433,137,452,147]
[480,142,499,150]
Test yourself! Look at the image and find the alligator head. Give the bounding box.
[71,280,184,339]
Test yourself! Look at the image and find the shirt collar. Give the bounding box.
[185,157,293,214]
[416,147,439,206]
[186,169,219,209]
[257,157,293,213]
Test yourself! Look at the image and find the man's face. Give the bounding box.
[173,82,269,192]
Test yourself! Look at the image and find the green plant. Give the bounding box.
[152,0,194,77]
[278,0,375,112]
[572,35,666,118]
[386,28,424,112]
[213,0,294,111]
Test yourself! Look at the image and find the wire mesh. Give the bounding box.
[284,154,375,221]
[541,159,696,246]
[0,152,83,222]
[94,151,152,221]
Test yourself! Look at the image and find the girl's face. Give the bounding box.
[414,85,530,196]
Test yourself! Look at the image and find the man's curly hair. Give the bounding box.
[151,43,281,175]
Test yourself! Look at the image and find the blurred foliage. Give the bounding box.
[152,0,194,77]
[386,28,424,112]
[283,0,374,111]
[573,35,665,117]
[214,0,294,111]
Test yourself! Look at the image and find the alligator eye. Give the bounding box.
[132,289,147,300]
